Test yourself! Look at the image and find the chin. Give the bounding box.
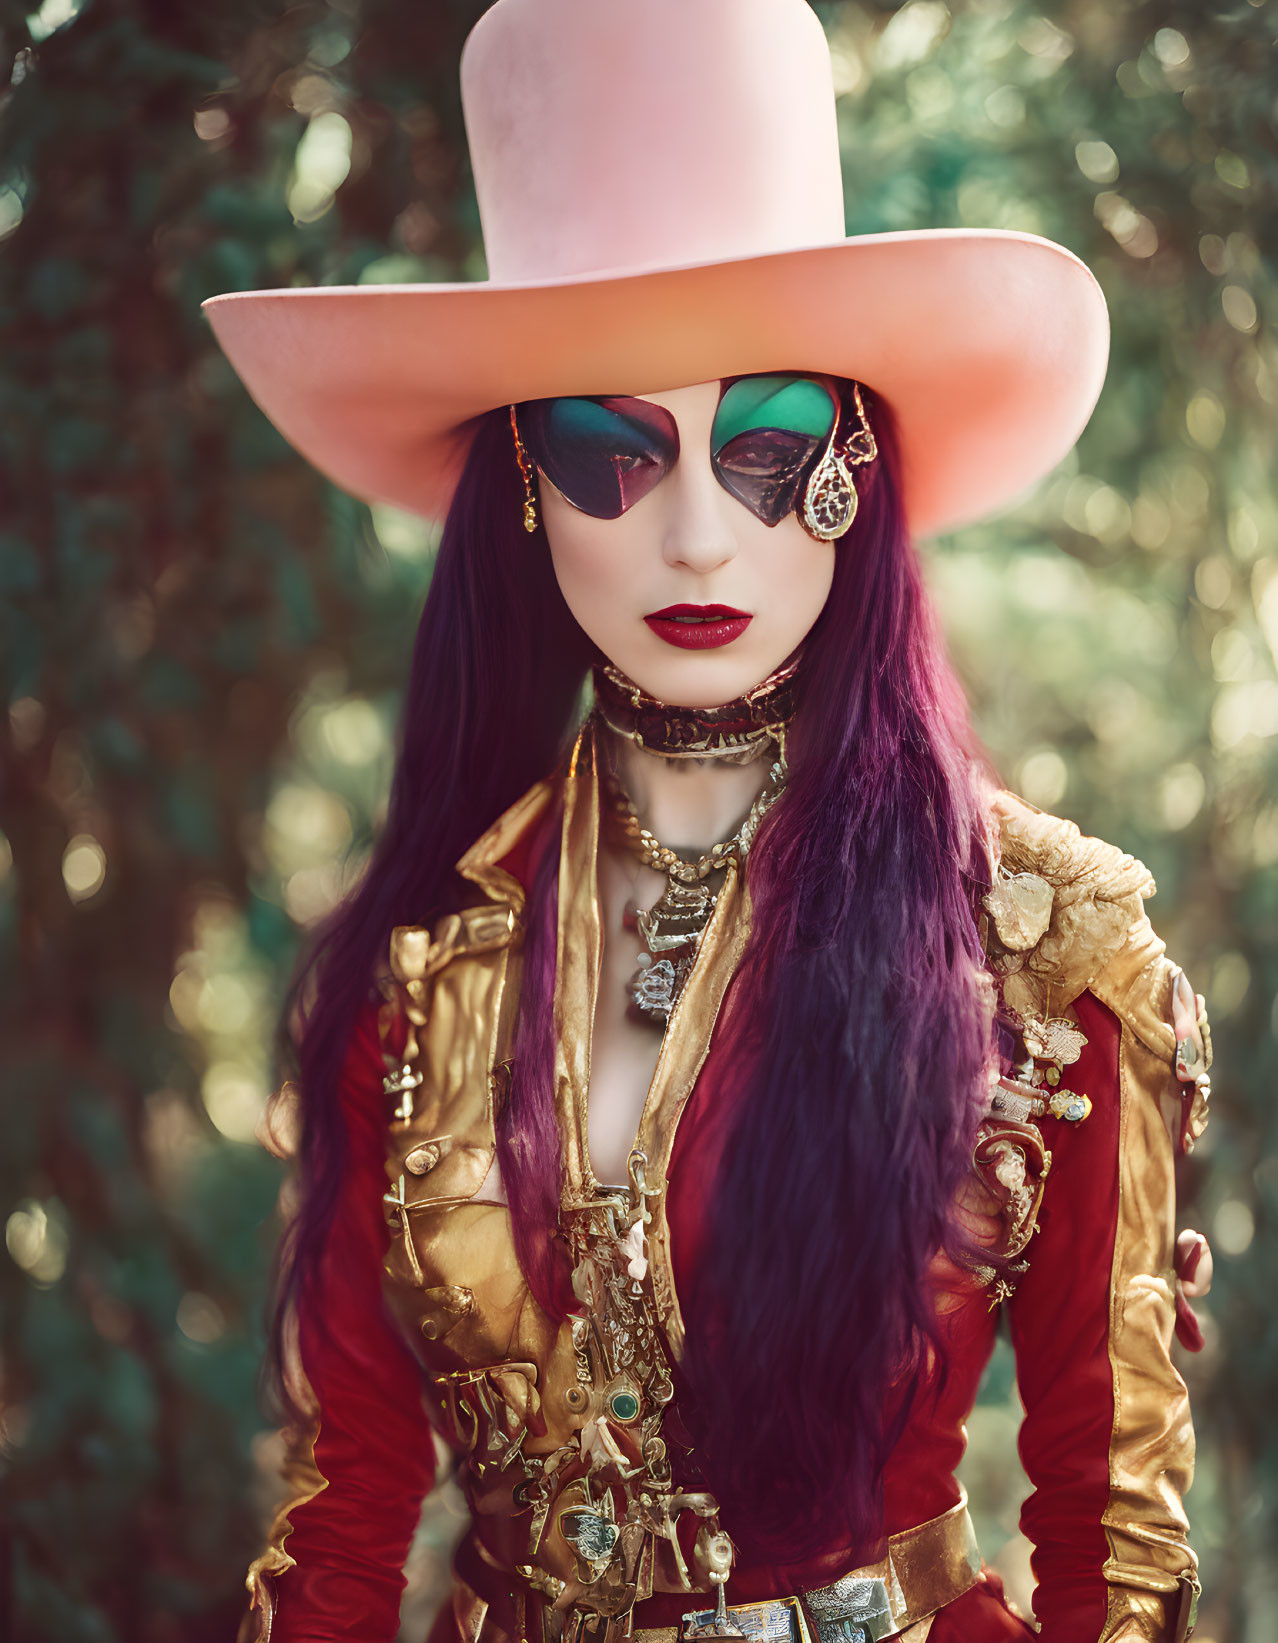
[613,645,781,709]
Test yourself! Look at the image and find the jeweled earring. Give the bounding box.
[801,384,879,542]
[509,405,538,533]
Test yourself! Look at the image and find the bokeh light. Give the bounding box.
[61,834,106,902]
[6,1200,69,1287]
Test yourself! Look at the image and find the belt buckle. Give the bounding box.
[681,1597,803,1643]
[799,1577,895,1643]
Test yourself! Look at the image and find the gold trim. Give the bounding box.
[1098,1023,1197,1608]
[456,777,558,912]
[238,1406,326,1642]
[554,724,603,1195]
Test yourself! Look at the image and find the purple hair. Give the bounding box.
[269,409,595,1401]
[677,407,996,1560]
[273,392,995,1569]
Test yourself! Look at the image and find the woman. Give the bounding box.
[205,2,1213,1640]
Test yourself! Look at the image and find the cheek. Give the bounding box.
[538,486,657,647]
[543,496,638,639]
[747,517,836,631]
[541,483,838,704]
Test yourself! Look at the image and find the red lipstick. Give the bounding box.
[643,604,752,650]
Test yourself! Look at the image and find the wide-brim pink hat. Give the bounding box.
[203,0,1109,539]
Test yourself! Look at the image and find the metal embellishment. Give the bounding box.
[991,1075,1091,1125]
[404,1139,443,1175]
[966,1112,1052,1307]
[802,446,856,539]
[631,954,684,1023]
[509,404,538,533]
[1048,1087,1091,1122]
[982,868,1054,953]
[801,1575,895,1643]
[431,1361,542,1480]
[1019,1013,1087,1066]
[682,1597,801,1642]
[629,877,716,1024]
[800,384,878,543]
[560,1507,622,1565]
[383,1060,424,1123]
[985,1002,1092,1132]
[508,1154,736,1640]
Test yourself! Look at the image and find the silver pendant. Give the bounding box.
[628,876,715,1025]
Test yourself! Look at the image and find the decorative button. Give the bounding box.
[1048,1089,1091,1123]
[608,1389,640,1423]
[405,1141,442,1175]
[558,1507,619,1563]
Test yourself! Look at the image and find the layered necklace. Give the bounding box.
[595,658,796,1026]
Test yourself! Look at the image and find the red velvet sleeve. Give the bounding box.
[1007,990,1196,1643]
[245,1002,438,1642]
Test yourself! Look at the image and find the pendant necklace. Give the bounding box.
[602,739,787,1026]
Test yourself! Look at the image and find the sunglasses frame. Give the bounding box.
[510,374,874,537]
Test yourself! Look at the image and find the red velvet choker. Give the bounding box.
[592,651,801,761]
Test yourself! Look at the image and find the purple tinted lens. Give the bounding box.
[712,429,824,526]
[519,396,680,519]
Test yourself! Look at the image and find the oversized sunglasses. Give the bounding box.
[513,375,840,528]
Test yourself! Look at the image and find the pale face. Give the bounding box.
[539,380,837,708]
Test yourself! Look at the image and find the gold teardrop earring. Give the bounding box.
[801,383,879,542]
[509,405,538,533]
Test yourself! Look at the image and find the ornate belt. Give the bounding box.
[629,1494,982,1643]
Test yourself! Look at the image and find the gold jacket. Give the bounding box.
[241,733,1210,1643]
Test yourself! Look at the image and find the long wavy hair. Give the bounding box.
[271,386,995,1565]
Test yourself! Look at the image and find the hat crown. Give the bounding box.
[461,0,846,283]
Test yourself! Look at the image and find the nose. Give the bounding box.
[659,449,738,576]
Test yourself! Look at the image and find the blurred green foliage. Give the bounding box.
[0,0,1273,1638]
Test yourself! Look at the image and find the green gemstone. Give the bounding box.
[609,1390,640,1422]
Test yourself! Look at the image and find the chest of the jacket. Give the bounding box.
[378,945,666,1472]
[376,945,1052,1399]
[380,943,527,1338]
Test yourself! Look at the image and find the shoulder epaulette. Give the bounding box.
[984,790,1210,1151]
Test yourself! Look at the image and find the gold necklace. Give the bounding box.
[603,745,787,1024]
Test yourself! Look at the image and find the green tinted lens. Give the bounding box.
[712,376,836,449]
[711,376,836,526]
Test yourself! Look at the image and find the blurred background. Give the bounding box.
[0,0,1274,1637]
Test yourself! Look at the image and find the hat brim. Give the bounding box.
[201,228,1108,539]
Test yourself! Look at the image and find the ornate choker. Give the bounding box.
[592,651,801,763]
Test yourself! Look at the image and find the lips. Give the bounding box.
[643,604,753,650]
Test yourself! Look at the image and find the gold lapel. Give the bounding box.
[456,778,557,914]
[551,719,753,1357]
[554,725,604,1198]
